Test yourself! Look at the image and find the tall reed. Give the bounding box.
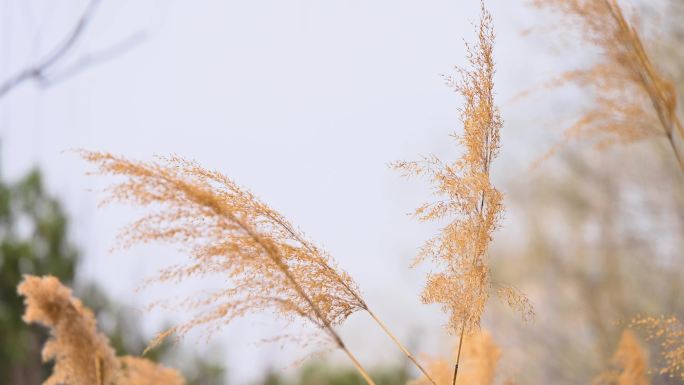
[531,0,684,173]
[80,151,436,385]
[394,3,532,384]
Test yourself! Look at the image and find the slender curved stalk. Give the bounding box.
[668,118,684,174]
[366,309,437,385]
[261,210,435,385]
[222,205,377,385]
[342,346,377,385]
[452,323,466,385]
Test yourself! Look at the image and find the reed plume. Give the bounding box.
[394,3,531,383]
[593,330,650,385]
[80,151,437,385]
[409,331,501,385]
[631,315,684,381]
[18,275,119,385]
[17,275,186,385]
[531,0,684,172]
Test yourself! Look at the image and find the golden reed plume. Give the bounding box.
[80,151,438,385]
[17,275,185,385]
[530,0,684,171]
[394,3,531,384]
[18,275,119,385]
[593,330,650,385]
[631,316,684,381]
[409,331,501,385]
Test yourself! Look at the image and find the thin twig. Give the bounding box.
[0,0,144,98]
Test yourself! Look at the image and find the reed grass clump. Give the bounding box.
[394,3,531,383]
[79,151,438,385]
[18,275,119,385]
[17,275,185,385]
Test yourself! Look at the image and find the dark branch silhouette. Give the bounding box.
[0,0,146,99]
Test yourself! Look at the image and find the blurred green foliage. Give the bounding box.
[0,169,78,384]
[0,169,225,385]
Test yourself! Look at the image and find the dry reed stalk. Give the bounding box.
[80,151,440,385]
[394,3,532,384]
[531,0,684,173]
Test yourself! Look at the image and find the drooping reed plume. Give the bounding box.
[593,330,650,385]
[631,315,684,381]
[394,3,531,384]
[17,275,185,385]
[18,275,119,385]
[409,331,501,385]
[530,0,684,171]
[80,151,437,385]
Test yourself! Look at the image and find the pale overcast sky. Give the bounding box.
[0,0,595,382]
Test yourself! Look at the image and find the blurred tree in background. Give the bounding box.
[0,169,78,384]
[0,169,225,385]
[485,3,684,383]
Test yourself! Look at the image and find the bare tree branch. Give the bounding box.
[0,0,145,99]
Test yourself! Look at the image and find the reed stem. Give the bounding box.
[452,323,466,385]
[366,309,437,385]
[341,345,377,385]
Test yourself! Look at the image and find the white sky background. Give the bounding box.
[0,0,597,382]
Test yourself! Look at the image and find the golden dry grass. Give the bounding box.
[17,275,185,385]
[409,331,501,385]
[531,0,684,171]
[593,330,650,385]
[393,2,531,338]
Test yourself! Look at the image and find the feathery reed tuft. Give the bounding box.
[531,0,684,170]
[18,275,119,385]
[80,151,366,349]
[593,330,650,385]
[18,275,187,385]
[79,151,384,385]
[631,315,684,381]
[394,3,532,337]
[409,331,501,385]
